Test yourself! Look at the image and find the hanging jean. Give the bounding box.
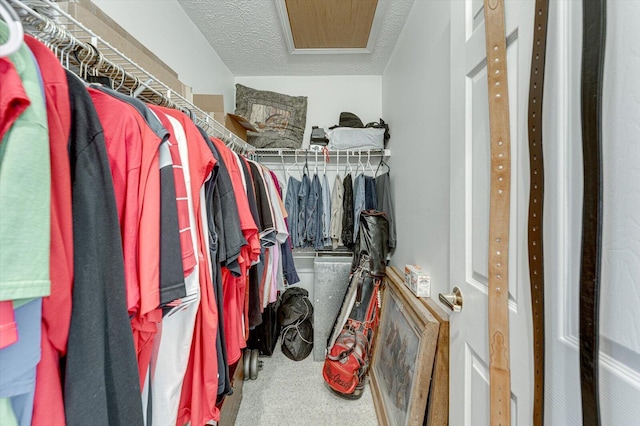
[364,176,378,211]
[306,174,322,248]
[314,174,325,251]
[353,174,366,240]
[285,177,301,248]
[297,173,311,248]
[321,174,332,247]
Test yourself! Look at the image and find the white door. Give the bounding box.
[543,1,640,424]
[449,0,534,424]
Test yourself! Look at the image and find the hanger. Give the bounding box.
[280,149,289,181]
[344,150,355,176]
[303,149,310,176]
[314,150,319,176]
[375,156,390,177]
[356,150,364,176]
[0,0,24,58]
[366,151,376,176]
[285,150,299,180]
[0,1,23,58]
[323,147,329,176]
[59,32,76,70]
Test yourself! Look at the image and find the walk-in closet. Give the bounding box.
[1,0,638,425]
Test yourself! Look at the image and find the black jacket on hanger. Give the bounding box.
[341,174,355,249]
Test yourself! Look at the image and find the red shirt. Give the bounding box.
[159,107,219,426]
[24,35,73,426]
[89,88,163,387]
[88,87,143,311]
[211,138,260,365]
[147,105,196,278]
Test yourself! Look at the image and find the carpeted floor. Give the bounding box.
[235,347,378,425]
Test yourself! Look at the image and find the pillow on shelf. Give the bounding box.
[235,84,307,149]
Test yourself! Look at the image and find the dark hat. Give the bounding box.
[338,112,364,128]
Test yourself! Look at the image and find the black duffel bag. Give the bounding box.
[278,287,314,361]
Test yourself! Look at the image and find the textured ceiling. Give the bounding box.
[177,0,415,76]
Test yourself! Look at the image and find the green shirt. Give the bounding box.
[0,22,51,305]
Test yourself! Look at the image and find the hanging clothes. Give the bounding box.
[270,171,300,286]
[321,173,332,248]
[88,86,166,390]
[211,137,260,367]
[285,175,302,248]
[92,87,185,308]
[197,126,232,401]
[157,109,217,426]
[306,173,322,249]
[23,33,73,426]
[364,175,378,211]
[341,174,355,248]
[146,110,201,426]
[330,173,344,249]
[353,173,366,240]
[64,70,144,426]
[297,169,311,248]
[1,31,332,426]
[376,172,396,252]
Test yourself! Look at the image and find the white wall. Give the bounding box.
[234,76,382,148]
[382,1,451,299]
[92,0,236,112]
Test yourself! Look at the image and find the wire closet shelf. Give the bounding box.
[8,0,392,160]
[8,0,256,153]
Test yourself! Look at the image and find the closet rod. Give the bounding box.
[254,148,391,158]
[8,0,256,154]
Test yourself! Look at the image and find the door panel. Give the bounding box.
[544,1,640,424]
[451,0,533,425]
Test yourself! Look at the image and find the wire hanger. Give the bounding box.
[314,149,318,176]
[356,150,364,176]
[343,150,351,176]
[303,150,310,176]
[0,0,24,58]
[366,151,376,176]
[323,147,329,176]
[375,156,390,177]
[286,150,299,179]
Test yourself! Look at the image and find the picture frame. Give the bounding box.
[371,268,441,426]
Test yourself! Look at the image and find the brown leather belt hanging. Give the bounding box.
[579,0,606,425]
[483,0,512,424]
[527,0,550,424]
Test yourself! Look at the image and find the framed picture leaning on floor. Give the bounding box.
[370,271,440,426]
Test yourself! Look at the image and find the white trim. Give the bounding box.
[275,0,387,55]
[555,0,574,345]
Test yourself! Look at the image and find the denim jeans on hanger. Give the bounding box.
[280,237,300,285]
[364,176,378,211]
[297,173,311,248]
[285,176,301,248]
[306,174,322,248]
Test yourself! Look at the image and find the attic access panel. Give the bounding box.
[279,0,381,54]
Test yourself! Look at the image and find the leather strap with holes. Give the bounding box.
[483,0,512,424]
[579,0,606,425]
[527,0,549,424]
